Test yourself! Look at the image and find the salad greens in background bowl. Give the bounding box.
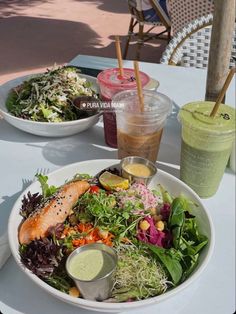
[0,66,100,137]
[8,159,214,313]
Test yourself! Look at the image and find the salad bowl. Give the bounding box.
[0,71,100,137]
[8,159,215,313]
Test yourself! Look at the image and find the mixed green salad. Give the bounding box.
[19,170,208,302]
[6,66,98,122]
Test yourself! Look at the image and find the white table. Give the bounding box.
[0,55,235,314]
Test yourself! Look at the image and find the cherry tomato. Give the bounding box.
[89,186,100,194]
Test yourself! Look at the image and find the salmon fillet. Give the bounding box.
[19,180,90,245]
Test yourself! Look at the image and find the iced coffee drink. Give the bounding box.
[113,90,172,163]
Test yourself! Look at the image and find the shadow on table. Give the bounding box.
[0,120,53,143]
[157,162,180,179]
[15,124,117,166]
[0,178,32,236]
[169,100,180,119]
[156,101,181,179]
[0,121,104,144]
[0,258,94,314]
[41,141,117,166]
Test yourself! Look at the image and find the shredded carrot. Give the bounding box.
[121,237,132,244]
[76,222,93,233]
[66,223,115,248]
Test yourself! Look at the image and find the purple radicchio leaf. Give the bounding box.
[160,203,171,221]
[20,238,63,279]
[47,223,65,240]
[20,191,43,219]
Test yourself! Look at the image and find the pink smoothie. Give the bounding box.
[97,68,150,148]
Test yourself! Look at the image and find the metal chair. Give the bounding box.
[123,0,171,60]
[160,14,236,69]
[168,0,214,35]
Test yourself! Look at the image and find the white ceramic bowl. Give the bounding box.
[0,74,100,137]
[8,159,214,313]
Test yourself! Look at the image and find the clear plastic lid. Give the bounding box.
[112,89,173,117]
[97,68,150,89]
[178,101,236,134]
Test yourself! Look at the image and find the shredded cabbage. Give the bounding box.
[6,66,98,122]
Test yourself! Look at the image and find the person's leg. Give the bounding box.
[159,0,169,16]
[142,1,170,23]
[143,7,160,22]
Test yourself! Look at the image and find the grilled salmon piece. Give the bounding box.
[19,180,90,244]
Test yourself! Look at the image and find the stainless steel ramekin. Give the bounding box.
[120,156,157,185]
[66,243,117,301]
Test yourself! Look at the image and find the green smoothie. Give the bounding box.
[179,101,235,198]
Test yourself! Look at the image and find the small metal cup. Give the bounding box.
[66,243,117,301]
[120,156,157,185]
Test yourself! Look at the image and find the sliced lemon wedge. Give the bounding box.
[99,171,129,190]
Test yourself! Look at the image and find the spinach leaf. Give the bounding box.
[146,197,208,286]
[177,211,208,280]
[147,244,183,285]
[168,197,186,249]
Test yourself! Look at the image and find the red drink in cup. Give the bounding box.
[97,68,150,148]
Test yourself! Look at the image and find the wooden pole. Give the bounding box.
[205,0,235,102]
[210,68,235,117]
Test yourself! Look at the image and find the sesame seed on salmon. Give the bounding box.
[18,180,90,245]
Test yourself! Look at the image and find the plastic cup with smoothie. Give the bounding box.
[97,68,150,148]
[178,101,235,198]
[113,89,172,162]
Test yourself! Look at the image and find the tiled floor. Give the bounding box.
[0,0,169,84]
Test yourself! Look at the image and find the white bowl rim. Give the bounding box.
[8,159,215,310]
[0,108,101,125]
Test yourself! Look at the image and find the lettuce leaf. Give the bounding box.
[35,174,58,198]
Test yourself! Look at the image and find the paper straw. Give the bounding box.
[115,36,124,77]
[210,67,235,117]
[134,60,144,112]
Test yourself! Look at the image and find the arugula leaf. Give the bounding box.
[72,173,92,180]
[147,244,183,285]
[35,174,58,198]
[179,236,208,256]
[180,254,200,282]
[6,90,18,111]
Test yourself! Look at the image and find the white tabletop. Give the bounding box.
[0,55,235,314]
